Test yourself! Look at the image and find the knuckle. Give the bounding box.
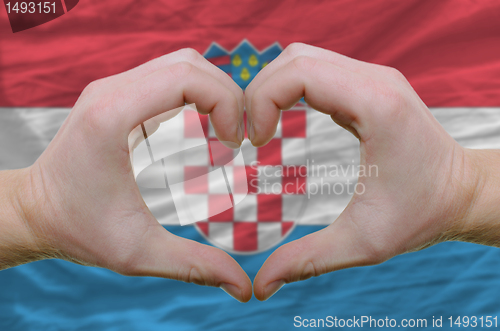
[285,42,308,57]
[299,260,320,281]
[368,81,407,120]
[81,92,117,133]
[380,85,404,108]
[168,61,194,80]
[186,267,205,285]
[112,249,141,276]
[177,47,201,62]
[380,65,407,83]
[81,79,105,98]
[388,67,406,82]
[361,235,392,265]
[176,265,208,286]
[292,55,317,72]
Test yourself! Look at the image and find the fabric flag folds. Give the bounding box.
[1,1,500,330]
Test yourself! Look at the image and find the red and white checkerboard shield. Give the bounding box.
[134,105,249,227]
[133,41,312,253]
[190,105,310,254]
[133,103,310,254]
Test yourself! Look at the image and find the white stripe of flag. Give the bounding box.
[1,107,499,227]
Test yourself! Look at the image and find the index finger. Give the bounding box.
[115,48,244,114]
[247,56,372,146]
[82,62,243,148]
[245,43,377,113]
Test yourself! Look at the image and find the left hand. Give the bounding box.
[245,43,481,301]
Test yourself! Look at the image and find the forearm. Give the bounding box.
[452,149,500,247]
[0,168,44,269]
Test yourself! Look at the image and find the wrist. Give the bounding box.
[448,148,500,246]
[0,167,48,269]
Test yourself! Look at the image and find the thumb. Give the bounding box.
[253,211,381,301]
[115,224,252,302]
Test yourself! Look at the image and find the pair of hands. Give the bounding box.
[11,43,484,302]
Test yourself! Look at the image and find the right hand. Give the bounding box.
[9,49,252,302]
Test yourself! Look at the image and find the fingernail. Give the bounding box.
[248,120,255,143]
[220,283,243,302]
[263,280,285,300]
[237,119,245,144]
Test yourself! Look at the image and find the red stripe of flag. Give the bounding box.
[1,1,500,107]
[207,55,231,66]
